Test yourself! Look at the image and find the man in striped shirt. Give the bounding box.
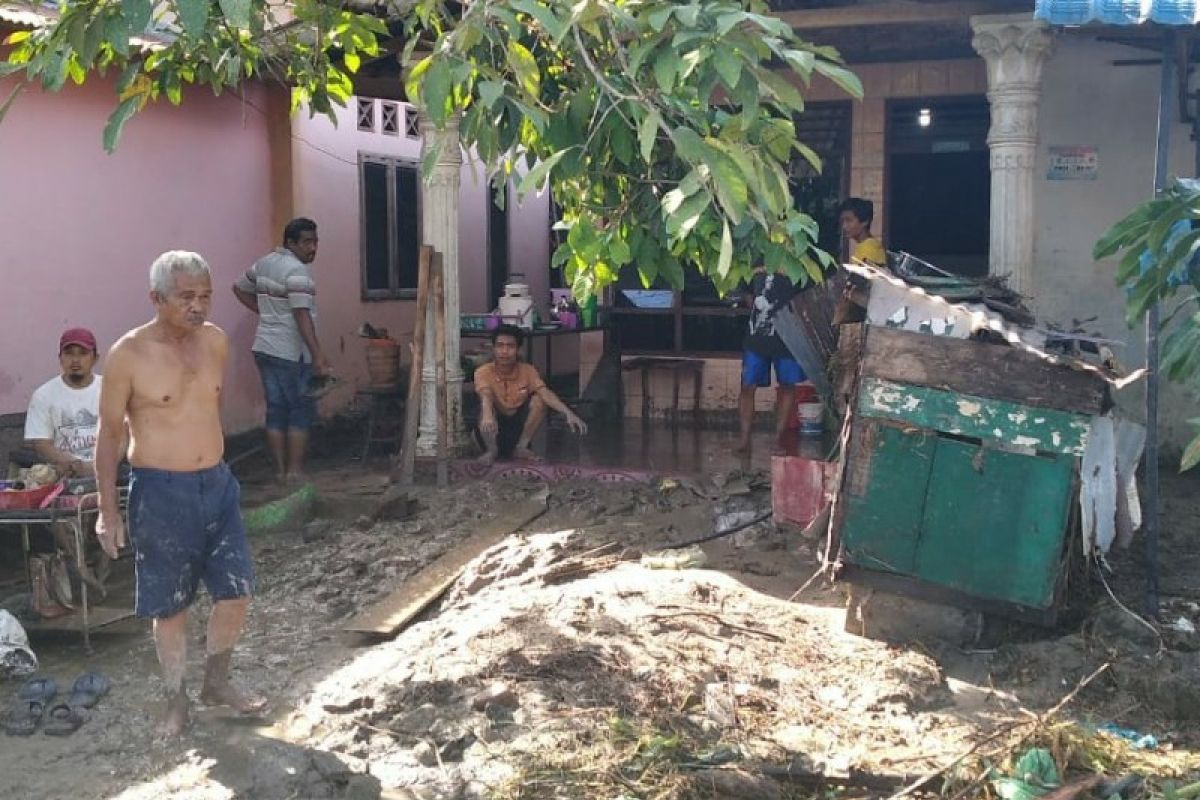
[233,218,330,484]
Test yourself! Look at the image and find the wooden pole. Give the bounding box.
[432,254,450,488]
[393,245,433,486]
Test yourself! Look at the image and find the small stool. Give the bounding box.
[621,357,704,426]
[357,384,406,460]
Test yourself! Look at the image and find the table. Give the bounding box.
[461,325,607,382]
[0,489,132,650]
[621,356,704,426]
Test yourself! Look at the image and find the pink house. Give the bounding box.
[0,6,552,456]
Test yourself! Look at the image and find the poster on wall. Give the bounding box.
[1047,146,1099,180]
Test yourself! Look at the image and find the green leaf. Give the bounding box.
[653,51,680,92]
[712,48,742,91]
[175,0,211,37]
[639,109,661,163]
[813,60,864,99]
[218,0,252,29]
[706,151,748,223]
[1181,433,1200,471]
[3,30,31,45]
[422,58,453,125]
[610,120,634,165]
[404,55,432,103]
[647,5,674,32]
[510,0,567,43]
[517,148,570,197]
[506,41,540,97]
[343,51,361,74]
[793,141,823,173]
[781,48,816,77]
[674,3,699,27]
[671,126,709,164]
[659,256,685,288]
[102,95,140,153]
[758,69,806,112]
[1095,202,1158,259]
[717,220,733,278]
[478,79,504,110]
[666,191,710,239]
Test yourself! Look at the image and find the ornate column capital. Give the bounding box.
[417,110,464,171]
[970,14,1054,90]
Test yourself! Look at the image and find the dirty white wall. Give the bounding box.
[1034,34,1196,454]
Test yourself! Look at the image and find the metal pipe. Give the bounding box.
[1145,30,1177,620]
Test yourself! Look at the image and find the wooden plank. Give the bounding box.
[392,245,433,484]
[857,377,1093,455]
[773,1,1020,29]
[431,255,449,488]
[344,489,549,636]
[860,327,1110,416]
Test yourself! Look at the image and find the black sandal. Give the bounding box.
[4,699,46,736]
[42,702,87,736]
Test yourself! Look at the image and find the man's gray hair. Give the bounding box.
[149,250,211,296]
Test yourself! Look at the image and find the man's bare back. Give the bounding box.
[107,321,227,472]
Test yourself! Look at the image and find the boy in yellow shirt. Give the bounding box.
[839,198,887,267]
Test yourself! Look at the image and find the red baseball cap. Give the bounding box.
[59,328,98,353]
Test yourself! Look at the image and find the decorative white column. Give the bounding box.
[416,110,466,455]
[971,14,1054,297]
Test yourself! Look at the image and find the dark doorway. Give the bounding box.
[488,184,510,310]
[886,97,991,277]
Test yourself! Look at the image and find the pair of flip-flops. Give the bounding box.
[4,673,110,736]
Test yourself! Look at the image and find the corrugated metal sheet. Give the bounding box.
[0,3,51,27]
[1035,0,1200,25]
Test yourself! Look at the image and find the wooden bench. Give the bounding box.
[621,357,704,425]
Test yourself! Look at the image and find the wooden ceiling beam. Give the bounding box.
[773,1,1024,29]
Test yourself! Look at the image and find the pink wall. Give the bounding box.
[0,77,275,433]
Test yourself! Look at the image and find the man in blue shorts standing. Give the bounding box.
[95,251,265,735]
[233,217,330,484]
[737,267,803,455]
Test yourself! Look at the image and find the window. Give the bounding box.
[380,101,400,136]
[404,106,421,139]
[360,154,422,299]
[608,265,747,356]
[356,98,375,133]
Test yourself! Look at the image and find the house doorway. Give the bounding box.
[886,97,991,277]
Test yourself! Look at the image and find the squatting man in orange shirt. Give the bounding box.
[473,325,588,464]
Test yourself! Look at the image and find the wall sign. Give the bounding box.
[1047,146,1098,180]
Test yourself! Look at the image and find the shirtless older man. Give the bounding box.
[95,251,265,735]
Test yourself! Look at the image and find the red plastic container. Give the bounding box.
[0,483,57,511]
[784,383,819,430]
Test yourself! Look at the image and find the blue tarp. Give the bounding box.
[1034,0,1199,25]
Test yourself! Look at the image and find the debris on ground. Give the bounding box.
[0,469,1197,799]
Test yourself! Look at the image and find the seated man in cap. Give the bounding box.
[23,328,111,590]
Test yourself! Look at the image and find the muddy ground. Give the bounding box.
[1,462,1199,800]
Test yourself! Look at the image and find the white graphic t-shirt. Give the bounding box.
[24,375,103,461]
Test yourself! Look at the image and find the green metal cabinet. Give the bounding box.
[834,327,1110,620]
[841,421,1075,610]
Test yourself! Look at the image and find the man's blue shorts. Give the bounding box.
[742,350,805,388]
[253,351,315,431]
[127,462,255,619]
